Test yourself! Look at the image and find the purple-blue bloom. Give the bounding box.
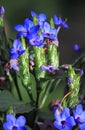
[42,22,58,41]
[14,18,33,38]
[54,15,68,28]
[4,59,19,75]
[54,107,76,130]
[28,33,44,47]
[41,65,59,72]
[10,59,19,71]
[14,17,42,47]
[73,104,85,130]
[27,24,44,47]
[3,114,27,130]
[67,77,73,84]
[73,44,80,52]
[79,69,84,76]
[9,39,25,59]
[31,10,47,26]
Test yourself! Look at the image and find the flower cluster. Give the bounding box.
[8,10,68,74]
[14,10,68,48]
[54,104,85,130]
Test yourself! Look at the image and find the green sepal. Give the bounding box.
[50,18,55,28]
[20,37,31,86]
[47,44,59,67]
[67,65,80,108]
[7,106,15,115]
[33,46,47,80]
[33,16,38,25]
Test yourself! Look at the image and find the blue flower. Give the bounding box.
[79,69,84,76]
[41,65,59,72]
[4,59,19,75]
[14,18,33,38]
[54,15,68,28]
[73,44,80,52]
[3,114,27,130]
[10,59,19,71]
[27,25,44,47]
[73,104,85,130]
[28,33,44,47]
[54,107,76,130]
[9,39,25,59]
[42,22,58,41]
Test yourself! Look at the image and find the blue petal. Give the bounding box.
[12,65,19,71]
[19,50,25,55]
[31,10,37,17]
[66,116,76,127]
[18,126,27,130]
[27,25,40,39]
[14,25,26,32]
[11,53,19,59]
[54,120,62,129]
[3,123,10,130]
[54,112,61,121]
[79,124,85,130]
[79,112,85,122]
[62,127,72,130]
[24,18,33,30]
[17,32,26,38]
[41,66,49,71]
[43,22,50,33]
[30,25,40,33]
[50,28,57,35]
[61,108,70,119]
[16,116,26,127]
[49,34,57,40]
[6,114,16,126]
[9,48,16,54]
[54,15,59,25]
[13,39,21,49]
[62,20,69,28]
[76,104,83,114]
[39,13,47,22]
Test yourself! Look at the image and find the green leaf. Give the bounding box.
[38,109,54,120]
[0,90,35,113]
[30,73,37,101]
[12,73,31,102]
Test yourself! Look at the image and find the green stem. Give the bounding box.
[20,37,34,102]
[20,37,31,86]
[67,65,80,108]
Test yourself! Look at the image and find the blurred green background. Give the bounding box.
[0,0,85,64]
